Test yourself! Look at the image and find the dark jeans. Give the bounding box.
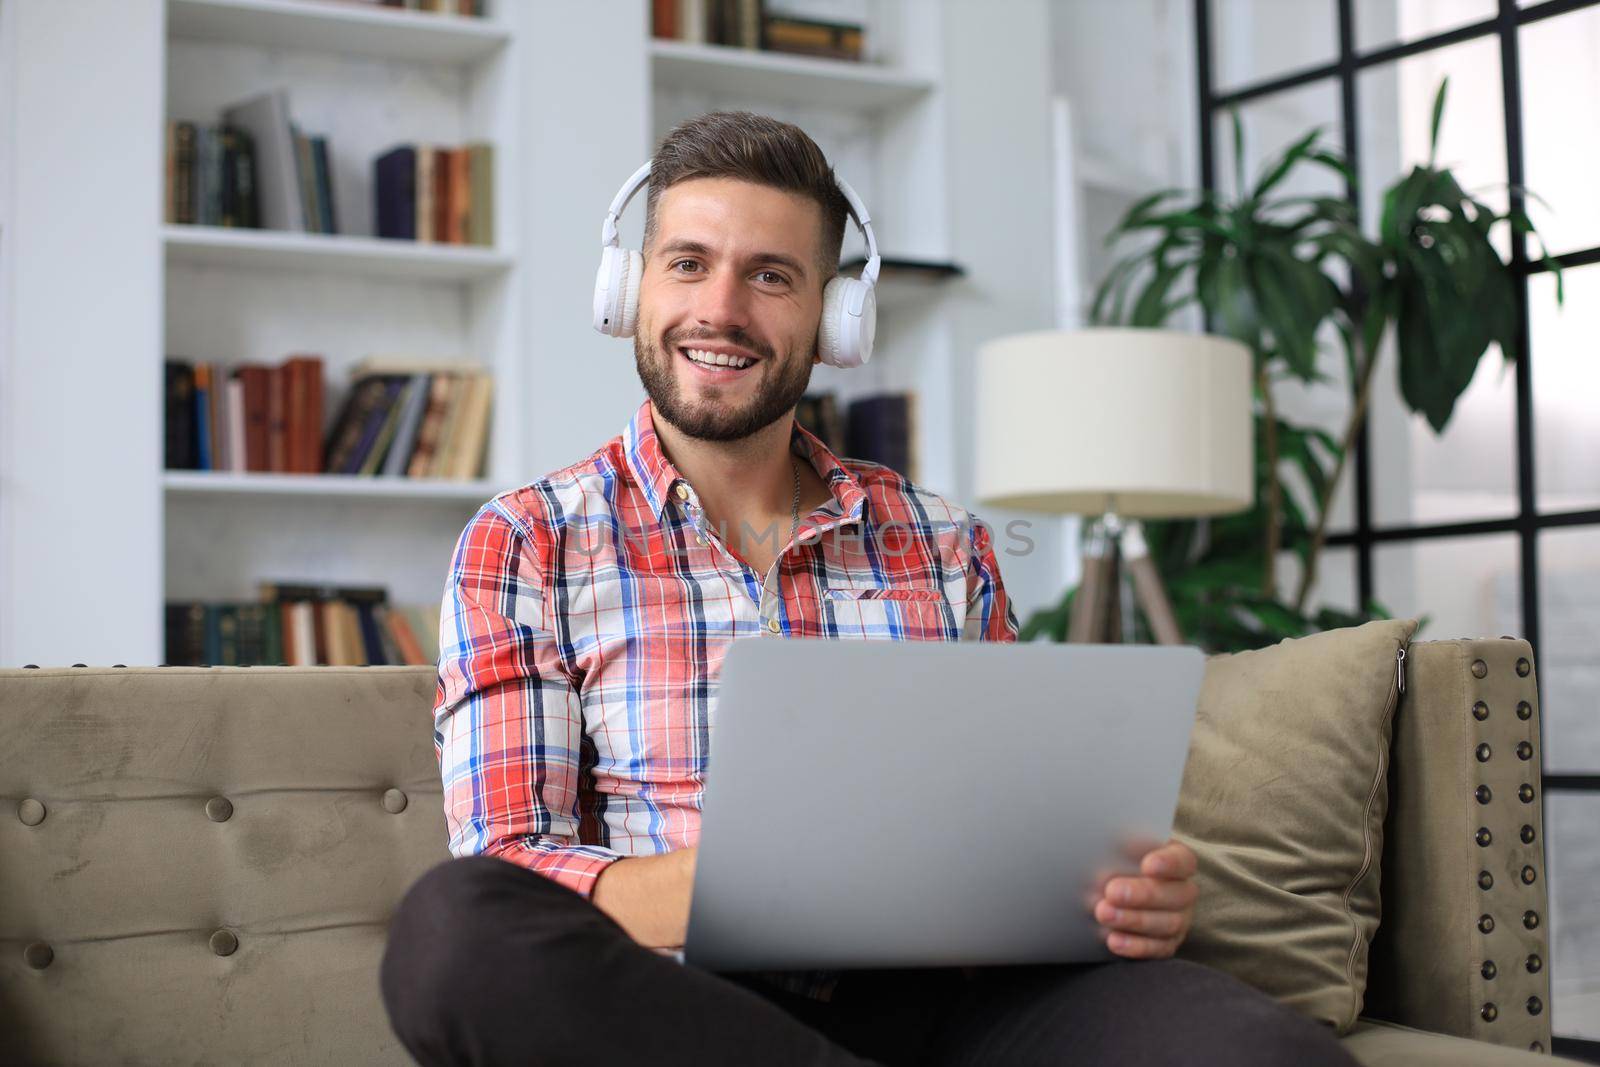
[380,856,1359,1067]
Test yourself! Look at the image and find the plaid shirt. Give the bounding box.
[435,400,1018,1001]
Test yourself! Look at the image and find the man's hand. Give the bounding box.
[592,846,698,951]
[1090,838,1198,960]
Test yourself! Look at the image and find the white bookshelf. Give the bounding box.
[167,0,509,65]
[155,0,523,627]
[163,470,501,502]
[164,225,514,281]
[1,0,1061,666]
[648,39,935,110]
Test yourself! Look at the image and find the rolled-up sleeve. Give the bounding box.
[434,503,620,898]
[962,515,1020,643]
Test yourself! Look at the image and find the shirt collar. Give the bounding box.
[622,399,867,524]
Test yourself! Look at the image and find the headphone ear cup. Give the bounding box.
[619,249,643,338]
[818,276,875,368]
[593,247,644,337]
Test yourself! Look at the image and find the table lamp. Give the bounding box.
[974,328,1254,644]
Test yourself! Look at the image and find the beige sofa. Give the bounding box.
[0,639,1574,1065]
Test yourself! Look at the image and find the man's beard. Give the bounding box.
[635,326,815,443]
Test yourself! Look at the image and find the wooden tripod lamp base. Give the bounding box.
[1067,515,1184,645]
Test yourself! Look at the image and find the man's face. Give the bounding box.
[634,177,826,443]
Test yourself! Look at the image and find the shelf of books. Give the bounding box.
[159,0,520,666]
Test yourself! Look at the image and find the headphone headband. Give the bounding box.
[599,161,881,287]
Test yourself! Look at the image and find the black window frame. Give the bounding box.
[1193,0,1600,1058]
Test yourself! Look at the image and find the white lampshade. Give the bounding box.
[975,327,1254,518]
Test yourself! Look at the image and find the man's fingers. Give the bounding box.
[1141,841,1198,880]
[1106,931,1179,960]
[1094,899,1188,938]
[1103,875,1198,911]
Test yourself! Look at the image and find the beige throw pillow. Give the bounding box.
[1174,618,1419,1034]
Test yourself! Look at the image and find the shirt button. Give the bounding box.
[766,617,781,634]
[696,534,708,547]
[674,483,690,501]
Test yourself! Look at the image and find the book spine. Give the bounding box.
[449,373,494,480]
[234,128,259,228]
[416,146,436,243]
[374,145,417,240]
[467,143,494,247]
[387,606,427,665]
[325,377,393,475]
[302,356,325,474]
[652,0,678,39]
[356,602,387,665]
[193,365,212,472]
[448,146,469,246]
[312,135,337,234]
[226,376,248,473]
[433,147,454,245]
[174,122,197,225]
[267,363,289,472]
[164,360,197,469]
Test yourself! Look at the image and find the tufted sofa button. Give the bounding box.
[23,664,39,669]
[112,663,127,668]
[1527,995,1542,1016]
[23,942,53,970]
[1521,825,1536,844]
[1516,701,1532,721]
[1519,783,1535,803]
[1472,701,1490,721]
[1476,785,1492,804]
[1471,659,1488,679]
[1478,870,1494,890]
[1521,865,1537,885]
[1527,953,1543,973]
[1523,910,1540,930]
[1476,827,1492,847]
[70,663,87,668]
[1531,1041,1544,1054]
[1476,744,1492,763]
[1516,658,1531,677]
[1480,1002,1498,1022]
[210,929,239,957]
[1517,741,1534,761]
[1481,960,1497,980]
[18,798,46,826]
[1478,914,1495,934]
[205,797,233,823]
[382,788,408,814]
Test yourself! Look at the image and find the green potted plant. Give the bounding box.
[1022,80,1563,652]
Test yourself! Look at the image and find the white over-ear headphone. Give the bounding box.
[592,160,882,369]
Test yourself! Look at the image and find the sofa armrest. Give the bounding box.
[1365,639,1554,1055]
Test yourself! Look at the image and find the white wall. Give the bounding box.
[2,0,165,666]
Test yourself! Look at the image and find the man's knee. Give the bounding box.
[380,856,602,1042]
[1095,958,1357,1067]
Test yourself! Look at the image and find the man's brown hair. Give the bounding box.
[642,110,851,287]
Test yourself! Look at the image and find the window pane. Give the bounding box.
[1374,533,1520,639]
[1539,526,1600,774]
[1548,793,1600,1041]
[1211,0,1338,93]
[1214,79,1343,202]
[1531,266,1600,513]
[1353,0,1498,54]
[1521,6,1600,258]
[1359,36,1517,527]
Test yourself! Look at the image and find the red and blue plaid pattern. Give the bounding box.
[435,400,1018,998]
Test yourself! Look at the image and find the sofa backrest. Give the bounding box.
[0,665,446,1065]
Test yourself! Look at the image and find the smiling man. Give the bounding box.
[379,111,1357,1067]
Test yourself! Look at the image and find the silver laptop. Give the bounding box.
[682,639,1205,971]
